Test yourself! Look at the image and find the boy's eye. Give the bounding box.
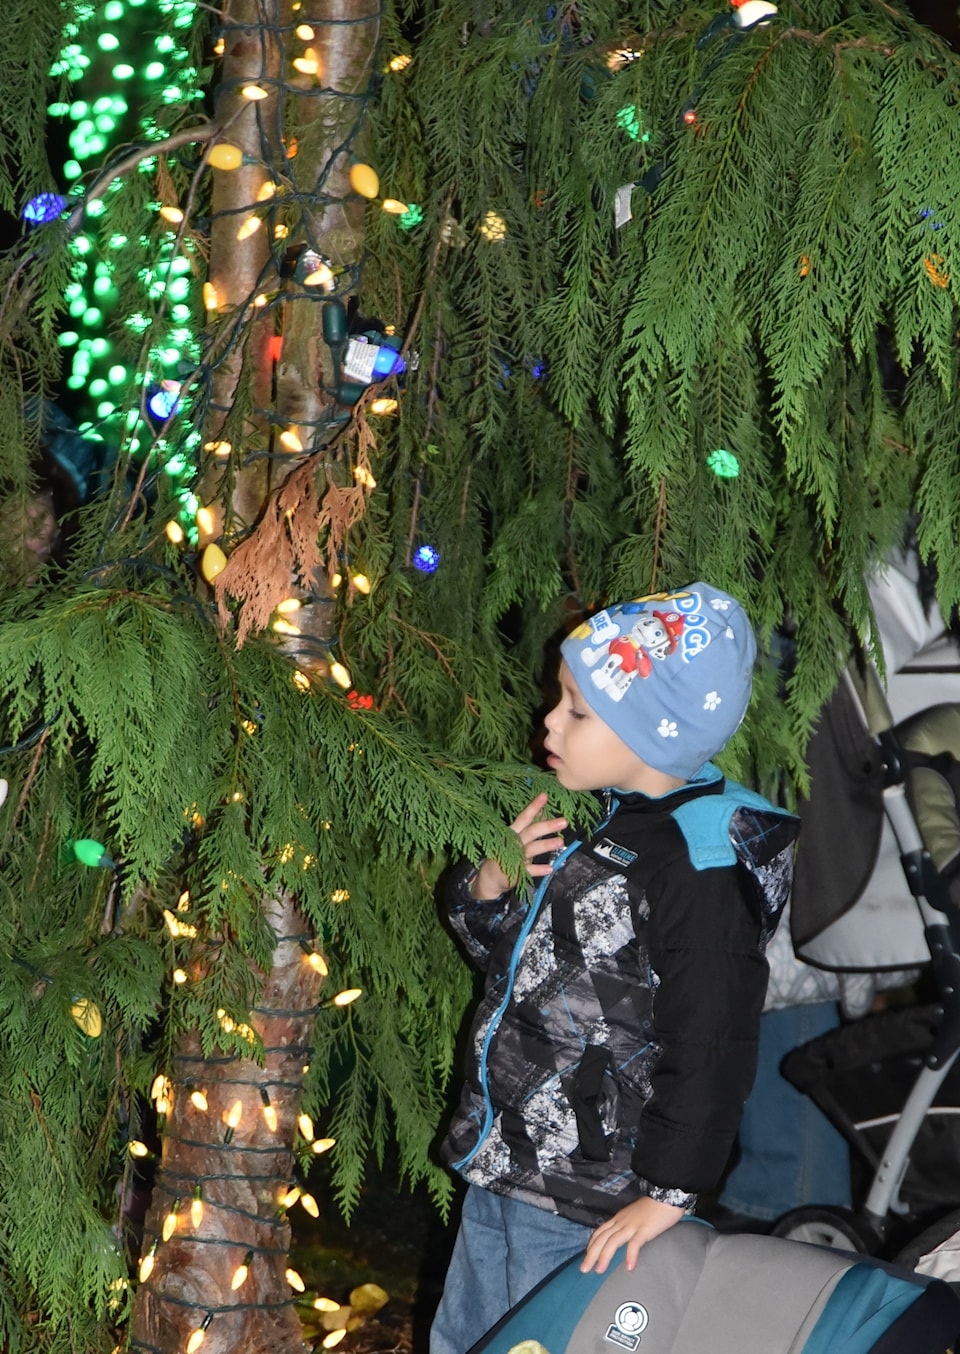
[570,708,586,721]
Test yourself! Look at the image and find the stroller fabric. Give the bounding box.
[469,1219,960,1354]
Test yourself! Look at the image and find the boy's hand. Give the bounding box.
[580,1197,685,1275]
[470,792,568,900]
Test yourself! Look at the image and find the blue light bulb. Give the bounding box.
[413,544,440,574]
[22,193,67,225]
[148,386,181,419]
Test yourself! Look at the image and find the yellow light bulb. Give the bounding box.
[257,180,277,201]
[298,1113,314,1141]
[292,670,311,692]
[185,1316,212,1354]
[165,520,185,544]
[231,1252,253,1290]
[333,988,362,1007]
[207,143,242,170]
[351,573,371,594]
[274,223,289,239]
[388,53,412,71]
[204,439,232,458]
[353,466,377,489]
[295,23,315,37]
[381,198,409,215]
[314,1298,341,1312]
[159,205,184,224]
[190,1089,208,1111]
[311,1137,336,1155]
[129,1140,150,1158]
[241,84,268,100]
[369,397,399,416]
[177,890,190,910]
[226,1100,243,1129]
[200,543,228,583]
[202,282,220,311]
[213,36,224,54]
[285,1268,306,1292]
[306,951,328,976]
[162,1199,181,1242]
[139,1242,158,1283]
[280,1185,301,1208]
[253,293,269,307]
[272,618,302,636]
[323,1332,347,1349]
[292,55,318,74]
[190,1188,203,1228]
[163,908,182,937]
[329,661,352,689]
[279,427,304,452]
[301,1192,320,1218]
[261,1091,278,1132]
[173,968,188,985]
[303,261,334,289]
[236,215,262,241]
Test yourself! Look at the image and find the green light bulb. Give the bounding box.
[108,365,128,384]
[64,160,83,180]
[98,32,120,49]
[72,839,113,868]
[90,338,110,356]
[96,401,117,417]
[82,307,103,326]
[104,1,125,16]
[89,379,109,397]
[58,331,79,347]
[93,276,113,296]
[144,61,164,79]
[113,63,134,78]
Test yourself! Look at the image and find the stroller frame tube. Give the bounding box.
[859,762,960,1229]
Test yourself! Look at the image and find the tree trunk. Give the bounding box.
[131,0,381,1349]
[131,897,323,1354]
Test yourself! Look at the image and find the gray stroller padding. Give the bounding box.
[470,1219,960,1354]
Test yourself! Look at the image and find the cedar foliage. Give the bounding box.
[0,0,958,1350]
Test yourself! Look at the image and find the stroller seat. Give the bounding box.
[470,1219,960,1354]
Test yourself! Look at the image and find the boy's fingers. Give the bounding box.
[509,792,550,833]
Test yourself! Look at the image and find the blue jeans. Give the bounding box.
[430,1185,593,1354]
[717,1001,852,1221]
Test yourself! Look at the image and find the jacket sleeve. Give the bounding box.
[444,858,519,970]
[632,857,769,1199]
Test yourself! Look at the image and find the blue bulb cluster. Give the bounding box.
[412,544,440,574]
[23,193,68,225]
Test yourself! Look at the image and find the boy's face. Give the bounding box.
[543,662,687,796]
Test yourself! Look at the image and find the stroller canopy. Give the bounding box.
[471,1219,960,1354]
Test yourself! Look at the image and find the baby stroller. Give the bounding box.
[769,652,960,1257]
[470,1219,960,1354]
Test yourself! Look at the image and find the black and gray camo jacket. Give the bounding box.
[440,764,798,1227]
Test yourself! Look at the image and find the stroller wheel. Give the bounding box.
[770,1206,879,1254]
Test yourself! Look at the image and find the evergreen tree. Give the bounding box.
[0,1,959,1352]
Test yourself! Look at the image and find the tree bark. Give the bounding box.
[131,0,381,1349]
[131,896,323,1354]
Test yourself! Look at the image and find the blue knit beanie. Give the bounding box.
[559,583,757,781]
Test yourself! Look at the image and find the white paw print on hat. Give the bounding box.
[704,691,722,711]
[657,719,679,739]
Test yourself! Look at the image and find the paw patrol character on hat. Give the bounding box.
[582,605,686,701]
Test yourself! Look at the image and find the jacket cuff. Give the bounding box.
[634,1178,697,1211]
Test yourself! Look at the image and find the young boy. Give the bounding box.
[431,583,798,1354]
